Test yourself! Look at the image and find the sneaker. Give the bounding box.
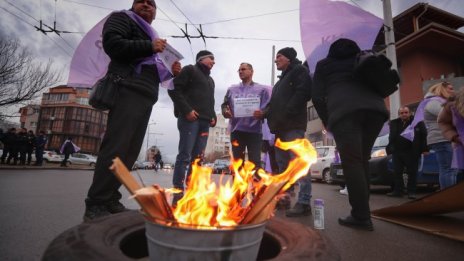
[106,201,129,214]
[83,205,111,222]
[338,215,374,231]
[286,203,311,217]
[339,187,348,195]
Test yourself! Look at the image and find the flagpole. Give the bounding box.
[383,0,401,119]
[271,45,276,86]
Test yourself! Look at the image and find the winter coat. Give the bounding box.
[387,117,428,156]
[312,39,388,130]
[437,100,461,143]
[102,12,160,102]
[169,63,216,124]
[264,60,312,133]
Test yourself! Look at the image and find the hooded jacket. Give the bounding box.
[313,39,388,130]
[264,59,312,133]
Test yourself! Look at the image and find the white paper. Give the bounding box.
[158,44,184,73]
[233,97,260,118]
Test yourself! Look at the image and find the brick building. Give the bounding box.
[36,85,108,154]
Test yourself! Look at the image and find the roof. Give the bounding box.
[374,2,464,48]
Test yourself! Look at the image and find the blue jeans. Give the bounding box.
[172,118,210,189]
[297,174,312,205]
[275,129,306,194]
[430,142,458,189]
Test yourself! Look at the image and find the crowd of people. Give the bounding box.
[4,1,461,232]
[0,128,47,166]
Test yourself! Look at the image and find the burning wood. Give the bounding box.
[110,138,317,228]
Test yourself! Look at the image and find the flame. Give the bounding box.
[172,138,317,228]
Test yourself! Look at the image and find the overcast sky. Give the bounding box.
[1,0,463,162]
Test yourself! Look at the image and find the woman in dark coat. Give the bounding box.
[312,38,389,231]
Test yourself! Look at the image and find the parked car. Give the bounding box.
[132,161,145,170]
[162,163,173,170]
[42,150,64,163]
[67,153,97,167]
[310,146,337,183]
[213,159,230,174]
[330,134,439,187]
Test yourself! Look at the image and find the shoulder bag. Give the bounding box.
[89,73,123,111]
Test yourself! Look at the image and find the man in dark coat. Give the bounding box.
[26,130,36,165]
[386,106,428,199]
[34,130,47,166]
[1,128,17,165]
[168,50,216,204]
[313,38,389,231]
[255,47,312,215]
[84,0,181,221]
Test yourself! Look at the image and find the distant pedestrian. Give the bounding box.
[26,130,36,165]
[313,38,389,231]
[2,128,18,165]
[154,151,162,172]
[60,137,79,167]
[34,130,47,166]
[168,50,217,205]
[438,88,464,183]
[221,62,271,169]
[386,106,428,199]
[17,128,28,165]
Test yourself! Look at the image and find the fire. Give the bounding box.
[172,138,317,228]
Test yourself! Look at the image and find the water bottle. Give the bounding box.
[314,199,325,229]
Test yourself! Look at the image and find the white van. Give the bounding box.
[310,146,337,183]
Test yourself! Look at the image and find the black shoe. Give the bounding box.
[286,203,311,217]
[386,191,403,197]
[407,193,416,199]
[106,201,130,214]
[83,205,111,222]
[276,193,291,210]
[338,215,374,231]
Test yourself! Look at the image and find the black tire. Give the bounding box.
[42,211,339,261]
[90,162,96,167]
[322,169,333,184]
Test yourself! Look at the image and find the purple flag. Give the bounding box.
[300,0,383,72]
[401,96,445,141]
[67,14,111,88]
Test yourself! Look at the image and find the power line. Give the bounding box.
[199,9,299,25]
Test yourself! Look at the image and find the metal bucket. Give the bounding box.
[145,220,266,261]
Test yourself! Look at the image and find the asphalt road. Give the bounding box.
[0,168,462,260]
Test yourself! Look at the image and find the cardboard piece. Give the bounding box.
[372,182,464,242]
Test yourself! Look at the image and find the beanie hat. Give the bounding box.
[277,47,297,61]
[196,50,214,62]
[132,0,156,8]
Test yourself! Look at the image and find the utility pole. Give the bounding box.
[383,0,401,119]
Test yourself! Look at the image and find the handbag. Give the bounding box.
[89,73,123,111]
[353,50,400,98]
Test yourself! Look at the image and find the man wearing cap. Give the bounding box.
[168,50,217,203]
[221,63,271,169]
[254,47,312,215]
[83,0,181,221]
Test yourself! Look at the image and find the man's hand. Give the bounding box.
[223,105,233,118]
[253,110,264,120]
[152,38,167,53]
[171,61,181,76]
[186,110,199,121]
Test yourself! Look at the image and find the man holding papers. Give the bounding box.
[221,63,271,169]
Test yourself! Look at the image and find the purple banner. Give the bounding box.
[300,0,383,72]
[67,14,111,88]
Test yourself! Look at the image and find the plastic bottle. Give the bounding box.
[313,199,325,229]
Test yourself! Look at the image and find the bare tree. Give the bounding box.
[0,37,62,119]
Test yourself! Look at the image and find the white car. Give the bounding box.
[67,153,97,167]
[310,146,337,183]
[42,150,64,163]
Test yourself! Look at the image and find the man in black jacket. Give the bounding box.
[255,47,312,215]
[386,106,428,199]
[313,38,389,231]
[168,50,216,202]
[84,0,181,221]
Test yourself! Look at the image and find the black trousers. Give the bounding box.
[85,86,154,206]
[392,151,420,194]
[230,130,263,168]
[331,110,385,220]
